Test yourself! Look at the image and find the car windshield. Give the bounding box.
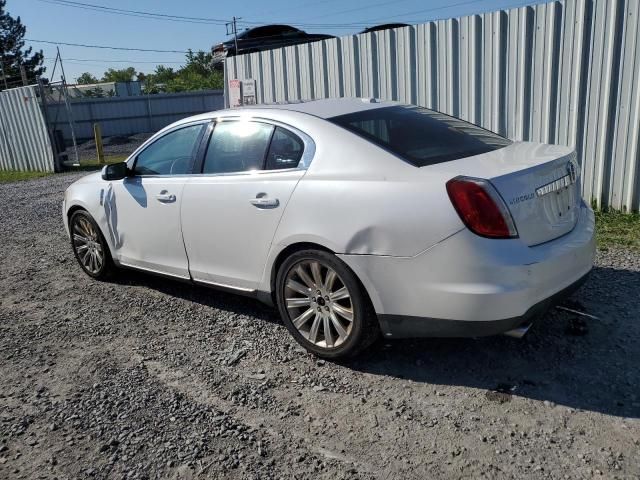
[328,105,511,167]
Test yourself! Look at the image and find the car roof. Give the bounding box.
[168,98,400,130]
[238,24,301,37]
[232,97,399,119]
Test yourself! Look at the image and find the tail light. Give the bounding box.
[446,176,518,239]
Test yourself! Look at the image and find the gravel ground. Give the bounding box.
[0,173,639,480]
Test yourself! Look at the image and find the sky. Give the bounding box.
[7,0,541,83]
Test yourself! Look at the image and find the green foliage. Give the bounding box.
[141,50,223,94]
[595,210,640,251]
[102,67,137,83]
[74,50,222,96]
[82,86,106,98]
[76,72,98,85]
[0,0,45,90]
[0,170,51,182]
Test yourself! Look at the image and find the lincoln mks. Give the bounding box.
[63,98,596,358]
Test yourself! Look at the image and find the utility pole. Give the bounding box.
[232,16,240,58]
[0,53,9,90]
[20,65,28,87]
[226,16,241,79]
[57,47,80,166]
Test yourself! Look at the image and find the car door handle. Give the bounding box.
[156,191,176,203]
[250,197,279,208]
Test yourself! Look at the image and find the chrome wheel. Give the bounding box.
[284,260,354,349]
[72,216,104,275]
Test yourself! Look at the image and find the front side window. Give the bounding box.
[133,124,204,175]
[328,105,511,167]
[202,121,274,174]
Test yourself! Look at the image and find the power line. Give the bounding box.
[32,0,372,29]
[34,0,230,24]
[25,39,190,54]
[235,19,371,28]
[250,0,345,19]
[236,22,367,29]
[302,0,415,22]
[45,58,185,65]
[354,0,502,23]
[48,60,169,69]
[238,0,539,27]
[281,0,490,27]
[28,0,543,35]
[296,0,540,26]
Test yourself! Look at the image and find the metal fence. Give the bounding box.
[0,86,55,172]
[46,89,224,142]
[225,0,640,212]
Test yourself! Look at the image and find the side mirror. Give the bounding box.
[101,162,129,181]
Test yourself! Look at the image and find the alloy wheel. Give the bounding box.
[72,216,104,275]
[284,260,354,349]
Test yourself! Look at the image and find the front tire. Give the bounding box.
[275,249,379,359]
[69,210,115,280]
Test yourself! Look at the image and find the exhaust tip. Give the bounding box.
[503,323,532,339]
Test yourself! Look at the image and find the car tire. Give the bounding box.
[69,210,116,280]
[276,249,379,359]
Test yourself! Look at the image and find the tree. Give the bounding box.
[141,51,223,94]
[140,65,176,93]
[182,50,217,77]
[75,50,222,95]
[81,86,106,98]
[164,68,223,93]
[76,72,98,85]
[0,0,45,90]
[102,67,136,83]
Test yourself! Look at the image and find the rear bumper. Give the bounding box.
[339,202,596,338]
[377,271,590,337]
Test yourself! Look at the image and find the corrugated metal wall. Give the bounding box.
[0,86,55,172]
[225,0,640,212]
[47,89,224,142]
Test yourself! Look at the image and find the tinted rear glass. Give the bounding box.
[328,105,511,167]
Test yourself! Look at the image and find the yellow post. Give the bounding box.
[94,123,104,164]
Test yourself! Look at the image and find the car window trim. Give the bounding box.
[262,126,277,169]
[194,117,315,177]
[191,120,215,174]
[126,120,210,177]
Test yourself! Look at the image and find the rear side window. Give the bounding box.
[203,121,274,174]
[328,105,511,167]
[265,127,304,170]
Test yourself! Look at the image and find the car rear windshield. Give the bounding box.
[328,105,511,167]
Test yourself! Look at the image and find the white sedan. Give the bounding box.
[63,98,596,358]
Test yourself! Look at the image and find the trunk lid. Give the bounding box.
[432,142,581,246]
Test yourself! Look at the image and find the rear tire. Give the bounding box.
[69,210,116,280]
[275,249,379,359]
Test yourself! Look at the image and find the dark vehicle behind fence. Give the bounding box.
[359,23,410,34]
[213,25,334,63]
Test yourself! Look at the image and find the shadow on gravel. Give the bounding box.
[343,265,640,419]
[111,269,282,325]
[109,265,639,419]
